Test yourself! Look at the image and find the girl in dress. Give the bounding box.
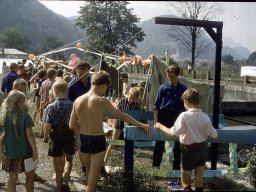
[0,90,38,192]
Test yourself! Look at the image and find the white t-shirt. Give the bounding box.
[170,108,218,145]
[122,82,132,97]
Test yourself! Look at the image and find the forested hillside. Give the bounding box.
[0,0,84,50]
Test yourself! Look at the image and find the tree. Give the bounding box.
[40,36,65,60]
[167,2,223,69]
[247,51,256,66]
[222,54,234,65]
[75,1,146,55]
[0,27,31,52]
[222,54,235,80]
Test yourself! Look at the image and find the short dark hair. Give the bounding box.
[91,70,111,86]
[47,68,57,78]
[56,69,63,77]
[37,69,47,79]
[76,61,91,70]
[120,73,128,79]
[9,63,18,71]
[166,65,181,76]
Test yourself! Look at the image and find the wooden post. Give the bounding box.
[192,70,196,79]
[244,76,249,85]
[207,71,211,80]
[124,139,134,191]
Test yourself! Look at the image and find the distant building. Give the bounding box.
[0,48,28,59]
[171,48,180,61]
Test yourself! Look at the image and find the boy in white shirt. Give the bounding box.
[120,73,132,97]
[155,88,218,192]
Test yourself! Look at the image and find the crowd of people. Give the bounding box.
[0,58,218,192]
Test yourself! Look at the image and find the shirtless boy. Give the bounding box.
[69,70,150,192]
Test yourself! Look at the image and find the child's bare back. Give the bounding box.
[71,91,107,135]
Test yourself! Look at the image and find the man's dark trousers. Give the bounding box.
[152,111,181,170]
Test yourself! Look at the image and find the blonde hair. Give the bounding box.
[136,86,144,98]
[1,90,27,141]
[13,78,28,97]
[52,79,68,96]
[182,88,199,105]
[128,87,140,99]
[63,75,72,84]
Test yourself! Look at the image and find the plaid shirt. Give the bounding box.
[44,97,73,129]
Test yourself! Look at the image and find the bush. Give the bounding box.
[239,147,256,188]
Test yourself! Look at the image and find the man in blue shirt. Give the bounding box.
[68,61,91,179]
[153,65,187,170]
[1,63,19,95]
[68,62,91,102]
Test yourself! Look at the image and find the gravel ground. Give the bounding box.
[0,137,79,192]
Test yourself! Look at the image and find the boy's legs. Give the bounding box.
[104,128,121,165]
[53,156,65,192]
[81,152,91,186]
[194,165,205,190]
[79,150,86,176]
[181,168,193,191]
[33,96,40,122]
[42,109,48,142]
[8,172,18,192]
[25,170,35,192]
[63,153,73,182]
[86,151,106,192]
[39,107,44,124]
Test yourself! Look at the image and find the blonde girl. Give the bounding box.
[0,90,38,192]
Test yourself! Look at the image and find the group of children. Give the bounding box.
[0,59,218,192]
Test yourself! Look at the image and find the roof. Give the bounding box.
[0,48,28,55]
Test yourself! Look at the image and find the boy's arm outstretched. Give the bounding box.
[105,99,151,134]
[155,122,178,139]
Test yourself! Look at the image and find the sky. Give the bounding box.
[39,1,256,52]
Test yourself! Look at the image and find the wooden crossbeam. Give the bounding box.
[124,125,256,144]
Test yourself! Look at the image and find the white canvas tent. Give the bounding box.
[144,55,168,111]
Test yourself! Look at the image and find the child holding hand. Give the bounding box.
[0,90,38,192]
[155,88,218,192]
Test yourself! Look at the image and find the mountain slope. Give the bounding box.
[0,0,84,49]
[133,15,251,61]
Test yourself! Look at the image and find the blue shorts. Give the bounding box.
[80,134,106,154]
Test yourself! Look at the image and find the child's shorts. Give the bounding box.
[48,128,75,157]
[180,141,207,171]
[80,134,106,154]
